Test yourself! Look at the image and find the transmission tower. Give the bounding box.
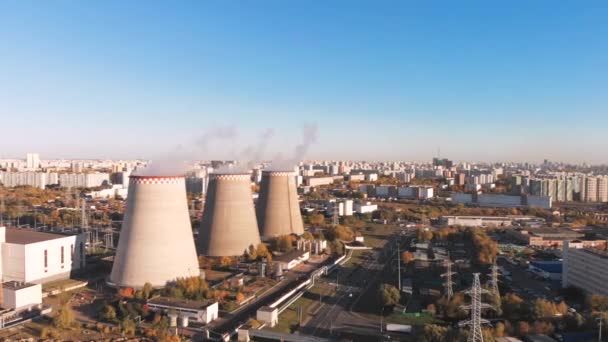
[487,262,500,297]
[332,201,339,226]
[460,273,492,342]
[80,198,89,229]
[441,257,456,300]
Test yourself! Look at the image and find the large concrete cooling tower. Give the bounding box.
[199,173,261,256]
[110,175,200,288]
[256,170,304,238]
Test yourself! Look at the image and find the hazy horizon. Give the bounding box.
[1,1,607,164]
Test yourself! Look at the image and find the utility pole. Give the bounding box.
[598,317,603,342]
[460,273,492,342]
[441,257,456,300]
[397,238,401,292]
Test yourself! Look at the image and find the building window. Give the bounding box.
[44,249,48,268]
[61,246,65,264]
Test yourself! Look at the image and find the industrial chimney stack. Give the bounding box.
[110,175,200,288]
[256,170,304,239]
[199,173,261,256]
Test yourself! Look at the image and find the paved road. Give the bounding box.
[301,233,403,339]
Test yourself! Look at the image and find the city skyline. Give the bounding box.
[1,1,607,163]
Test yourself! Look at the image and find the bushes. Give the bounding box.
[162,276,210,301]
[377,283,400,307]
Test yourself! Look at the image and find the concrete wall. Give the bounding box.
[110,176,200,288]
[256,171,304,238]
[2,283,42,310]
[2,233,85,284]
[24,234,86,284]
[199,173,261,256]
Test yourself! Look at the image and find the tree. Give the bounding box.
[421,324,448,342]
[246,244,258,261]
[236,292,246,303]
[309,213,325,226]
[587,294,608,311]
[532,321,554,335]
[142,282,153,300]
[53,302,75,329]
[377,283,400,307]
[301,231,314,240]
[494,322,505,337]
[401,251,415,264]
[256,243,272,261]
[101,304,118,322]
[516,321,530,336]
[220,256,233,268]
[502,293,530,321]
[120,318,136,337]
[277,235,294,252]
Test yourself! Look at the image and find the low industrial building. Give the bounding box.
[506,227,606,248]
[273,250,310,270]
[451,193,552,209]
[439,215,512,227]
[303,176,335,187]
[1,281,42,310]
[257,306,278,327]
[1,226,87,284]
[147,297,219,324]
[353,202,378,214]
[563,241,608,296]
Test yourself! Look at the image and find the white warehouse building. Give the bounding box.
[1,227,87,284]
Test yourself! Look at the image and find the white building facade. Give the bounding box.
[1,227,87,284]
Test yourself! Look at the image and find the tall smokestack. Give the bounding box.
[199,173,261,256]
[256,170,304,238]
[110,175,199,288]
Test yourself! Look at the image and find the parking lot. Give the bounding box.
[497,256,560,302]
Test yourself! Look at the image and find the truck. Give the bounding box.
[386,324,413,334]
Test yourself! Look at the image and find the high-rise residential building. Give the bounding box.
[0,171,48,189]
[563,241,608,296]
[597,176,608,203]
[59,173,110,188]
[585,177,598,202]
[71,161,84,173]
[26,153,40,170]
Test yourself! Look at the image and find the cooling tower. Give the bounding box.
[110,175,200,288]
[199,173,261,256]
[256,170,304,238]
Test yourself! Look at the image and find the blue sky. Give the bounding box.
[0,1,607,163]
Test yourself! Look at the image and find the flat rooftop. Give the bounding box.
[147,296,213,311]
[2,280,38,291]
[274,249,308,262]
[4,228,77,245]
